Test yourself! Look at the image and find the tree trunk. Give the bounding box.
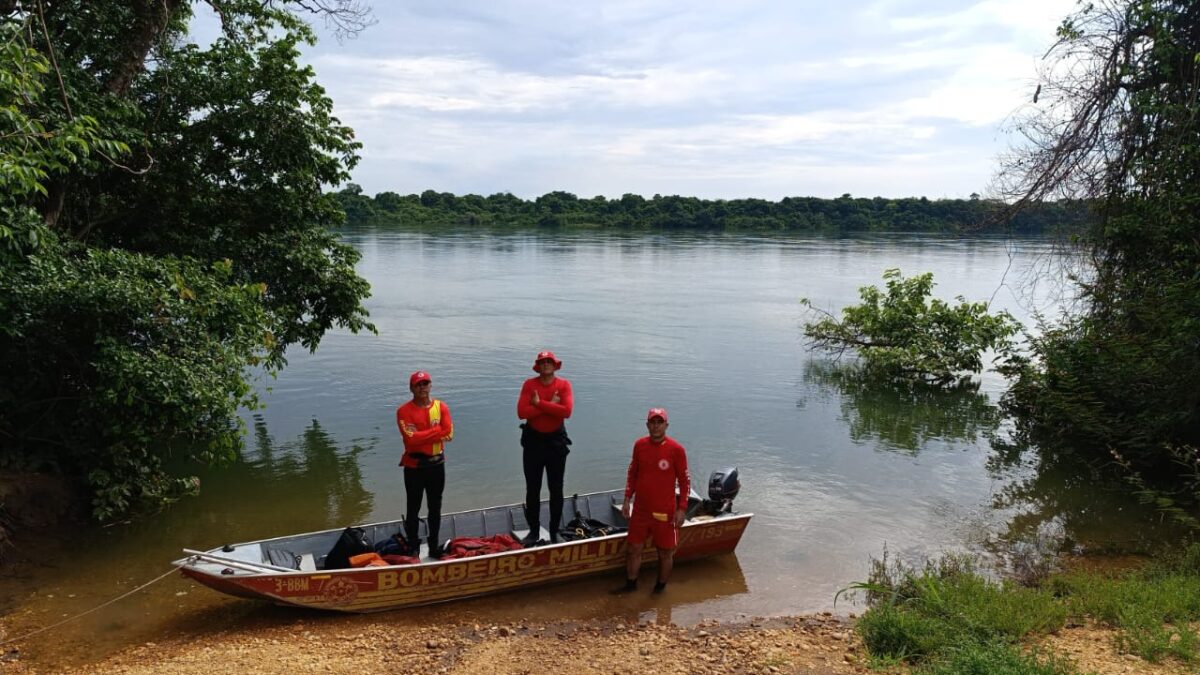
[40,0,183,231]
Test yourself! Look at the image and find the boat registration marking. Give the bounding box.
[688,520,745,542]
[275,577,311,593]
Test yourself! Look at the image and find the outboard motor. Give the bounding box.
[708,467,740,502]
[700,467,740,515]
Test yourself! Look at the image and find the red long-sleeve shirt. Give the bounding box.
[516,376,573,433]
[396,399,453,469]
[624,435,690,516]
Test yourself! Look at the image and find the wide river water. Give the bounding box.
[0,228,1167,665]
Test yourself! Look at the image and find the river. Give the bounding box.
[0,228,1167,666]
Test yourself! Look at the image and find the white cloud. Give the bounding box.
[316,54,727,113]
[297,0,1083,199]
[887,0,1077,38]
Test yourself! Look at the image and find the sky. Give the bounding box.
[224,0,1080,200]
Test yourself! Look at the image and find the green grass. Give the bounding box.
[852,551,1067,665]
[850,543,1200,673]
[1050,563,1200,662]
[923,641,1076,675]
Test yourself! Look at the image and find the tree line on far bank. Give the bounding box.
[334,187,1089,234]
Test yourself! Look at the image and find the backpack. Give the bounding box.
[322,526,373,569]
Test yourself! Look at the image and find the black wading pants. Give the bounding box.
[521,425,571,539]
[404,463,445,549]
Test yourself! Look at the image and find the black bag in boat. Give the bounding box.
[323,526,373,569]
[560,515,626,541]
[373,532,409,556]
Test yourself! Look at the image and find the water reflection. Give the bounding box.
[174,417,378,541]
[231,417,376,532]
[804,361,1001,455]
[986,441,1186,557]
[413,553,751,628]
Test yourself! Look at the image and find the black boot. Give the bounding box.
[652,581,667,594]
[520,530,541,547]
[405,526,421,557]
[428,537,443,559]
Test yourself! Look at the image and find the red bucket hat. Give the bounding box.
[532,350,562,372]
[409,370,431,387]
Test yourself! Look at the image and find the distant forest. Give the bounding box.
[334,186,1089,233]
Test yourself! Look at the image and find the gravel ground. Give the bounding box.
[3,610,1197,675]
[2,613,867,675]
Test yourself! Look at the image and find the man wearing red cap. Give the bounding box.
[516,350,574,545]
[614,407,690,594]
[396,370,453,558]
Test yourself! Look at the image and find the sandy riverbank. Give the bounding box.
[2,609,1195,674]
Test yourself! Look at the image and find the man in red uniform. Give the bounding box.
[614,407,690,594]
[396,370,453,558]
[516,350,574,545]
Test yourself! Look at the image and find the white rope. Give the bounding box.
[0,559,191,648]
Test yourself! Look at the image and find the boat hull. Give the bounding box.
[179,514,750,613]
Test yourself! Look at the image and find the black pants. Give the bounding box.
[404,463,445,547]
[521,425,570,536]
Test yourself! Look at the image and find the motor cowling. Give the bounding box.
[707,467,739,502]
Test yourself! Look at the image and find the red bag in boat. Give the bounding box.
[381,554,421,566]
[443,534,524,559]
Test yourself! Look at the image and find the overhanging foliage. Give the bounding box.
[0,1,374,519]
[998,1,1200,518]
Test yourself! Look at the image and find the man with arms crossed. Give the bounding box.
[517,350,574,545]
[397,370,453,558]
[614,407,690,594]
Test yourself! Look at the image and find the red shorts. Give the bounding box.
[627,510,678,550]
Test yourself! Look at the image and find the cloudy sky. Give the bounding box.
[265,0,1078,200]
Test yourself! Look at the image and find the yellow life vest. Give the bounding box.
[429,399,445,455]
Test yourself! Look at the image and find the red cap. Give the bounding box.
[532,350,562,372]
[409,371,431,387]
[646,407,668,422]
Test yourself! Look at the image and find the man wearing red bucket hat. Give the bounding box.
[613,407,690,594]
[516,350,574,545]
[396,370,454,558]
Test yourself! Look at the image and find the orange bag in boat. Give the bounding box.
[349,552,388,568]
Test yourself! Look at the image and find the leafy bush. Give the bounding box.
[0,3,373,520]
[803,269,1018,385]
[0,235,271,520]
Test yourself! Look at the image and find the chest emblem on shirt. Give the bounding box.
[658,459,670,470]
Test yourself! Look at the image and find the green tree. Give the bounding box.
[997,1,1200,510]
[802,269,1019,385]
[0,1,374,520]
